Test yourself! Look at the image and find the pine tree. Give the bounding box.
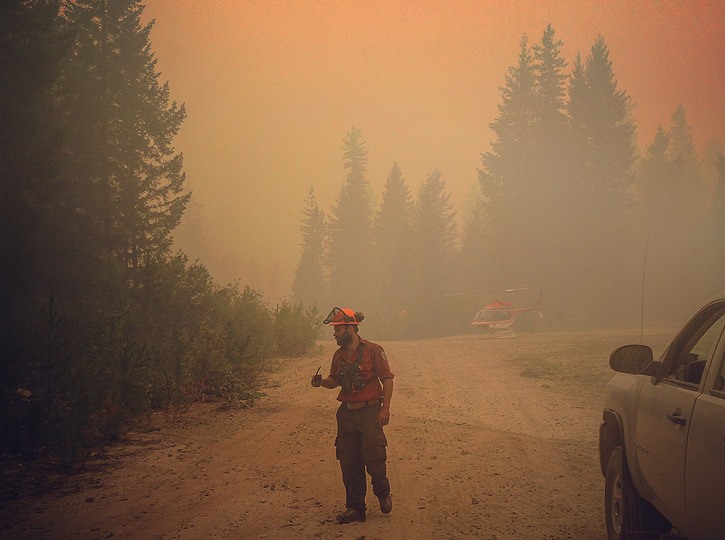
[60,0,189,295]
[0,0,72,454]
[479,34,537,286]
[327,128,374,309]
[0,0,68,312]
[409,169,456,335]
[370,162,414,333]
[669,104,705,216]
[566,36,637,322]
[636,126,679,237]
[530,24,579,302]
[570,36,636,226]
[458,190,491,292]
[534,25,568,134]
[291,187,327,308]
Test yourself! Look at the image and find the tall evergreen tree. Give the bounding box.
[636,126,679,237]
[291,187,327,308]
[0,0,71,453]
[669,104,705,216]
[479,34,537,287]
[0,0,67,312]
[566,36,637,322]
[60,0,189,295]
[569,36,636,226]
[530,24,579,302]
[326,128,373,309]
[457,188,492,293]
[409,169,456,336]
[370,162,414,334]
[533,24,568,134]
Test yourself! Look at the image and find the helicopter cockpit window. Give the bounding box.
[665,307,725,387]
[494,309,513,321]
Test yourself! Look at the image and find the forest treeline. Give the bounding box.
[0,0,319,465]
[291,27,724,338]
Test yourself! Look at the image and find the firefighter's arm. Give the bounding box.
[378,378,393,426]
[311,371,339,388]
[319,376,339,389]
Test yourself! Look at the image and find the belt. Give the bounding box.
[345,399,381,410]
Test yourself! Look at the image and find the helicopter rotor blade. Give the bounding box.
[443,287,540,298]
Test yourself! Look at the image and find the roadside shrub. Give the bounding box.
[273,301,321,356]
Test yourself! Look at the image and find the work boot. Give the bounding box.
[336,508,366,523]
[379,493,393,514]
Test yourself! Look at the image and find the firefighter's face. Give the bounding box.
[333,325,353,346]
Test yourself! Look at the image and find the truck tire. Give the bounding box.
[604,446,670,540]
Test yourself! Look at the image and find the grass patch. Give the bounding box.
[509,354,562,379]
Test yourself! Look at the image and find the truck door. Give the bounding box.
[634,302,725,532]
[684,312,725,540]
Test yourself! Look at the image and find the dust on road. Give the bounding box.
[0,329,676,539]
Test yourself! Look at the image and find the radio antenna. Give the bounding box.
[640,238,650,343]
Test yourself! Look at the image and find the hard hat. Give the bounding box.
[323,307,364,326]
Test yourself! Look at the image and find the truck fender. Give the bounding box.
[599,409,625,477]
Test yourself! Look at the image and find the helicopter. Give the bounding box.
[447,288,544,338]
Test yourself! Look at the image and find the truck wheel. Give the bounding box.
[604,446,670,540]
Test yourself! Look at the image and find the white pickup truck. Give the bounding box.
[599,294,725,540]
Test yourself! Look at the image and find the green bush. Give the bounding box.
[273,301,321,357]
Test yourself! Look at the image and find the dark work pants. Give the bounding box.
[335,402,391,512]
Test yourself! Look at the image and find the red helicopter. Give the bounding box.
[466,288,544,337]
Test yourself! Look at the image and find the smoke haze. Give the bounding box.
[141,0,723,325]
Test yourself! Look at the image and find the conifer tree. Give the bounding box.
[669,104,705,216]
[291,187,327,308]
[479,34,537,286]
[371,162,414,333]
[637,126,679,237]
[60,0,189,295]
[409,169,456,335]
[458,190,490,292]
[569,36,636,226]
[0,0,68,313]
[566,36,637,321]
[327,128,374,309]
[0,0,71,453]
[530,24,579,300]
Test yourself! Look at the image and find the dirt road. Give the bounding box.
[1,329,676,539]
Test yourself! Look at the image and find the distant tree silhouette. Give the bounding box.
[479,34,537,287]
[408,169,456,335]
[669,104,705,216]
[636,126,678,235]
[327,128,374,310]
[569,36,636,227]
[291,187,328,308]
[370,162,414,333]
[530,24,578,305]
[566,36,637,322]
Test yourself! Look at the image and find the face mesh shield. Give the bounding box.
[323,307,355,325]
[324,307,365,325]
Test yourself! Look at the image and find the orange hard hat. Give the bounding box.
[323,307,364,326]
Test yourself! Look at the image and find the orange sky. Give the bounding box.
[141,0,724,301]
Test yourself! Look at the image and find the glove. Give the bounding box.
[311,374,322,387]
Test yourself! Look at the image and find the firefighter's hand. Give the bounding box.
[378,408,390,427]
[311,374,322,387]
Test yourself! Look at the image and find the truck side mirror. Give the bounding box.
[609,344,654,375]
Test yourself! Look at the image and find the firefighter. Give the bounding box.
[312,307,395,523]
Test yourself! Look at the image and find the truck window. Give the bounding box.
[665,310,725,386]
